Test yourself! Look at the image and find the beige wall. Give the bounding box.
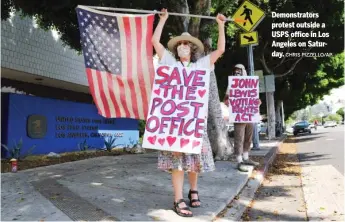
[1,13,88,88]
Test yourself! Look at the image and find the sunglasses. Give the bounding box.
[177,41,191,46]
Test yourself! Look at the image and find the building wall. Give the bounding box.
[1,13,88,86]
[1,78,93,103]
[1,93,139,158]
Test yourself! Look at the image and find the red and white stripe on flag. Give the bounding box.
[77,6,155,120]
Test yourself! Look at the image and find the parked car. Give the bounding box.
[293,121,311,136]
[308,123,317,130]
[324,121,337,128]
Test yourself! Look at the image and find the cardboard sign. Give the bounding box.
[228,76,260,123]
[142,65,210,154]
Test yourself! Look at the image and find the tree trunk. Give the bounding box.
[275,100,281,126]
[207,70,234,160]
[281,101,286,133]
[168,0,190,33]
[188,0,210,36]
[191,0,234,160]
[266,92,276,139]
[275,100,283,137]
[170,0,234,160]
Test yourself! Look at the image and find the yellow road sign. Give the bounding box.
[232,0,265,32]
[240,31,258,46]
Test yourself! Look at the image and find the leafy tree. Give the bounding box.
[214,0,344,118]
[325,113,342,123]
[285,117,295,126]
[309,116,322,123]
[281,53,344,118]
[336,107,344,121]
[1,0,343,152]
[1,0,236,159]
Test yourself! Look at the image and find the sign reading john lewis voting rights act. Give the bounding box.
[143,66,210,154]
[228,76,260,123]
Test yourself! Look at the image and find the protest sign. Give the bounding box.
[142,65,210,154]
[228,76,260,123]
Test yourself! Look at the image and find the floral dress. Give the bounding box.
[157,49,215,173]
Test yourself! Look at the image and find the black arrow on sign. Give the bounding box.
[243,35,254,42]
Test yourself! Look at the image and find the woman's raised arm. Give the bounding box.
[209,14,226,66]
[152,8,169,59]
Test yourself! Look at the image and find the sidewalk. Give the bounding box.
[1,138,285,221]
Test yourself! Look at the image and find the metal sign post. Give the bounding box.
[81,5,243,22]
[247,45,254,76]
[233,0,266,143]
[247,44,259,142]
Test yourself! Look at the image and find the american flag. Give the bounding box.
[76,6,155,120]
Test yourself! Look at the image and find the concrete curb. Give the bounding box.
[215,135,287,221]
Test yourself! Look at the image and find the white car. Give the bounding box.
[324,121,337,128]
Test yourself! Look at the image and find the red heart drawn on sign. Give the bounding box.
[158,138,165,146]
[180,138,190,148]
[147,135,157,145]
[198,89,206,98]
[154,88,160,95]
[192,140,200,148]
[167,136,176,146]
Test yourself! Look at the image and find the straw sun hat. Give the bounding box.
[167,32,204,54]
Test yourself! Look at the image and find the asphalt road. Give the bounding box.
[294,125,344,175]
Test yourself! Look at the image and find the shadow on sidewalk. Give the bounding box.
[242,205,307,221]
[253,184,301,200]
[284,134,325,144]
[298,152,331,163]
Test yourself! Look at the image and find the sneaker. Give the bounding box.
[243,158,260,166]
[237,163,250,172]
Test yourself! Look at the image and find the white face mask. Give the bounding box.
[177,44,191,58]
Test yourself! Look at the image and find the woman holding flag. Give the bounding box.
[151,8,226,217]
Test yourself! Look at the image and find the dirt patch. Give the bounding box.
[266,138,301,177]
[251,156,266,165]
[242,137,307,221]
[1,149,128,173]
